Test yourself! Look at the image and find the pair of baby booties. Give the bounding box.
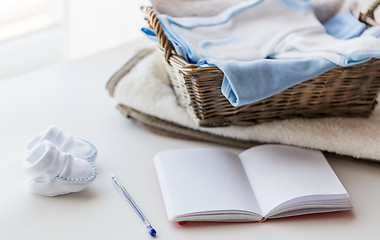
[24,125,97,196]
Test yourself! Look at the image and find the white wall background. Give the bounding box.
[0,0,149,80]
[65,0,149,60]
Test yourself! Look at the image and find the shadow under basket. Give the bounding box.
[142,4,380,127]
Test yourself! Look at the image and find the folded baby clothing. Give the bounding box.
[149,0,364,40]
[24,141,97,196]
[26,125,97,162]
[145,0,380,106]
[323,10,366,39]
[106,41,380,162]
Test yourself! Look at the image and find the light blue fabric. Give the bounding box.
[141,28,160,44]
[338,49,380,66]
[323,10,366,39]
[278,0,312,9]
[156,0,266,64]
[214,58,335,106]
[141,29,337,106]
[143,0,380,107]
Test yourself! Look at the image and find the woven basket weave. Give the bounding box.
[143,1,380,127]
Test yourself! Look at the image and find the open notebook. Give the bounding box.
[154,144,352,222]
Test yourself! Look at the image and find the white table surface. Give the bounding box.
[1,44,380,240]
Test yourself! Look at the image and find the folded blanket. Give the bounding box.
[106,39,380,162]
[146,0,379,107]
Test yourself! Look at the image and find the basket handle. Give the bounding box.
[142,6,175,63]
[360,0,380,26]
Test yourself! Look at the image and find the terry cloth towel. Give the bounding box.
[106,39,380,162]
[145,0,380,107]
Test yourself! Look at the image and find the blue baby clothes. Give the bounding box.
[147,0,380,106]
[216,57,335,106]
[323,10,366,39]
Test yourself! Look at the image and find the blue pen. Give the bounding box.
[111,174,157,237]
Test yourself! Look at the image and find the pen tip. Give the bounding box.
[147,225,156,237]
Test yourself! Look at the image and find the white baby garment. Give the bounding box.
[155,0,380,106]
[24,141,97,196]
[26,125,97,162]
[159,0,380,65]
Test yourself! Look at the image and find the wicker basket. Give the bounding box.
[143,2,380,127]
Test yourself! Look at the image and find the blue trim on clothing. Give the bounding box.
[324,10,366,39]
[277,0,313,10]
[198,37,236,49]
[76,138,98,162]
[339,49,380,66]
[141,27,156,37]
[55,160,97,183]
[159,0,263,29]
[198,37,236,59]
[158,18,204,63]
[141,28,160,44]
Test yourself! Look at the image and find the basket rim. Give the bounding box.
[143,3,380,66]
[142,4,380,127]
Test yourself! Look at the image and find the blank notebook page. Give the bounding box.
[239,145,348,217]
[154,148,262,221]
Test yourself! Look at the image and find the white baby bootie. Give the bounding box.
[26,125,97,162]
[24,141,97,196]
